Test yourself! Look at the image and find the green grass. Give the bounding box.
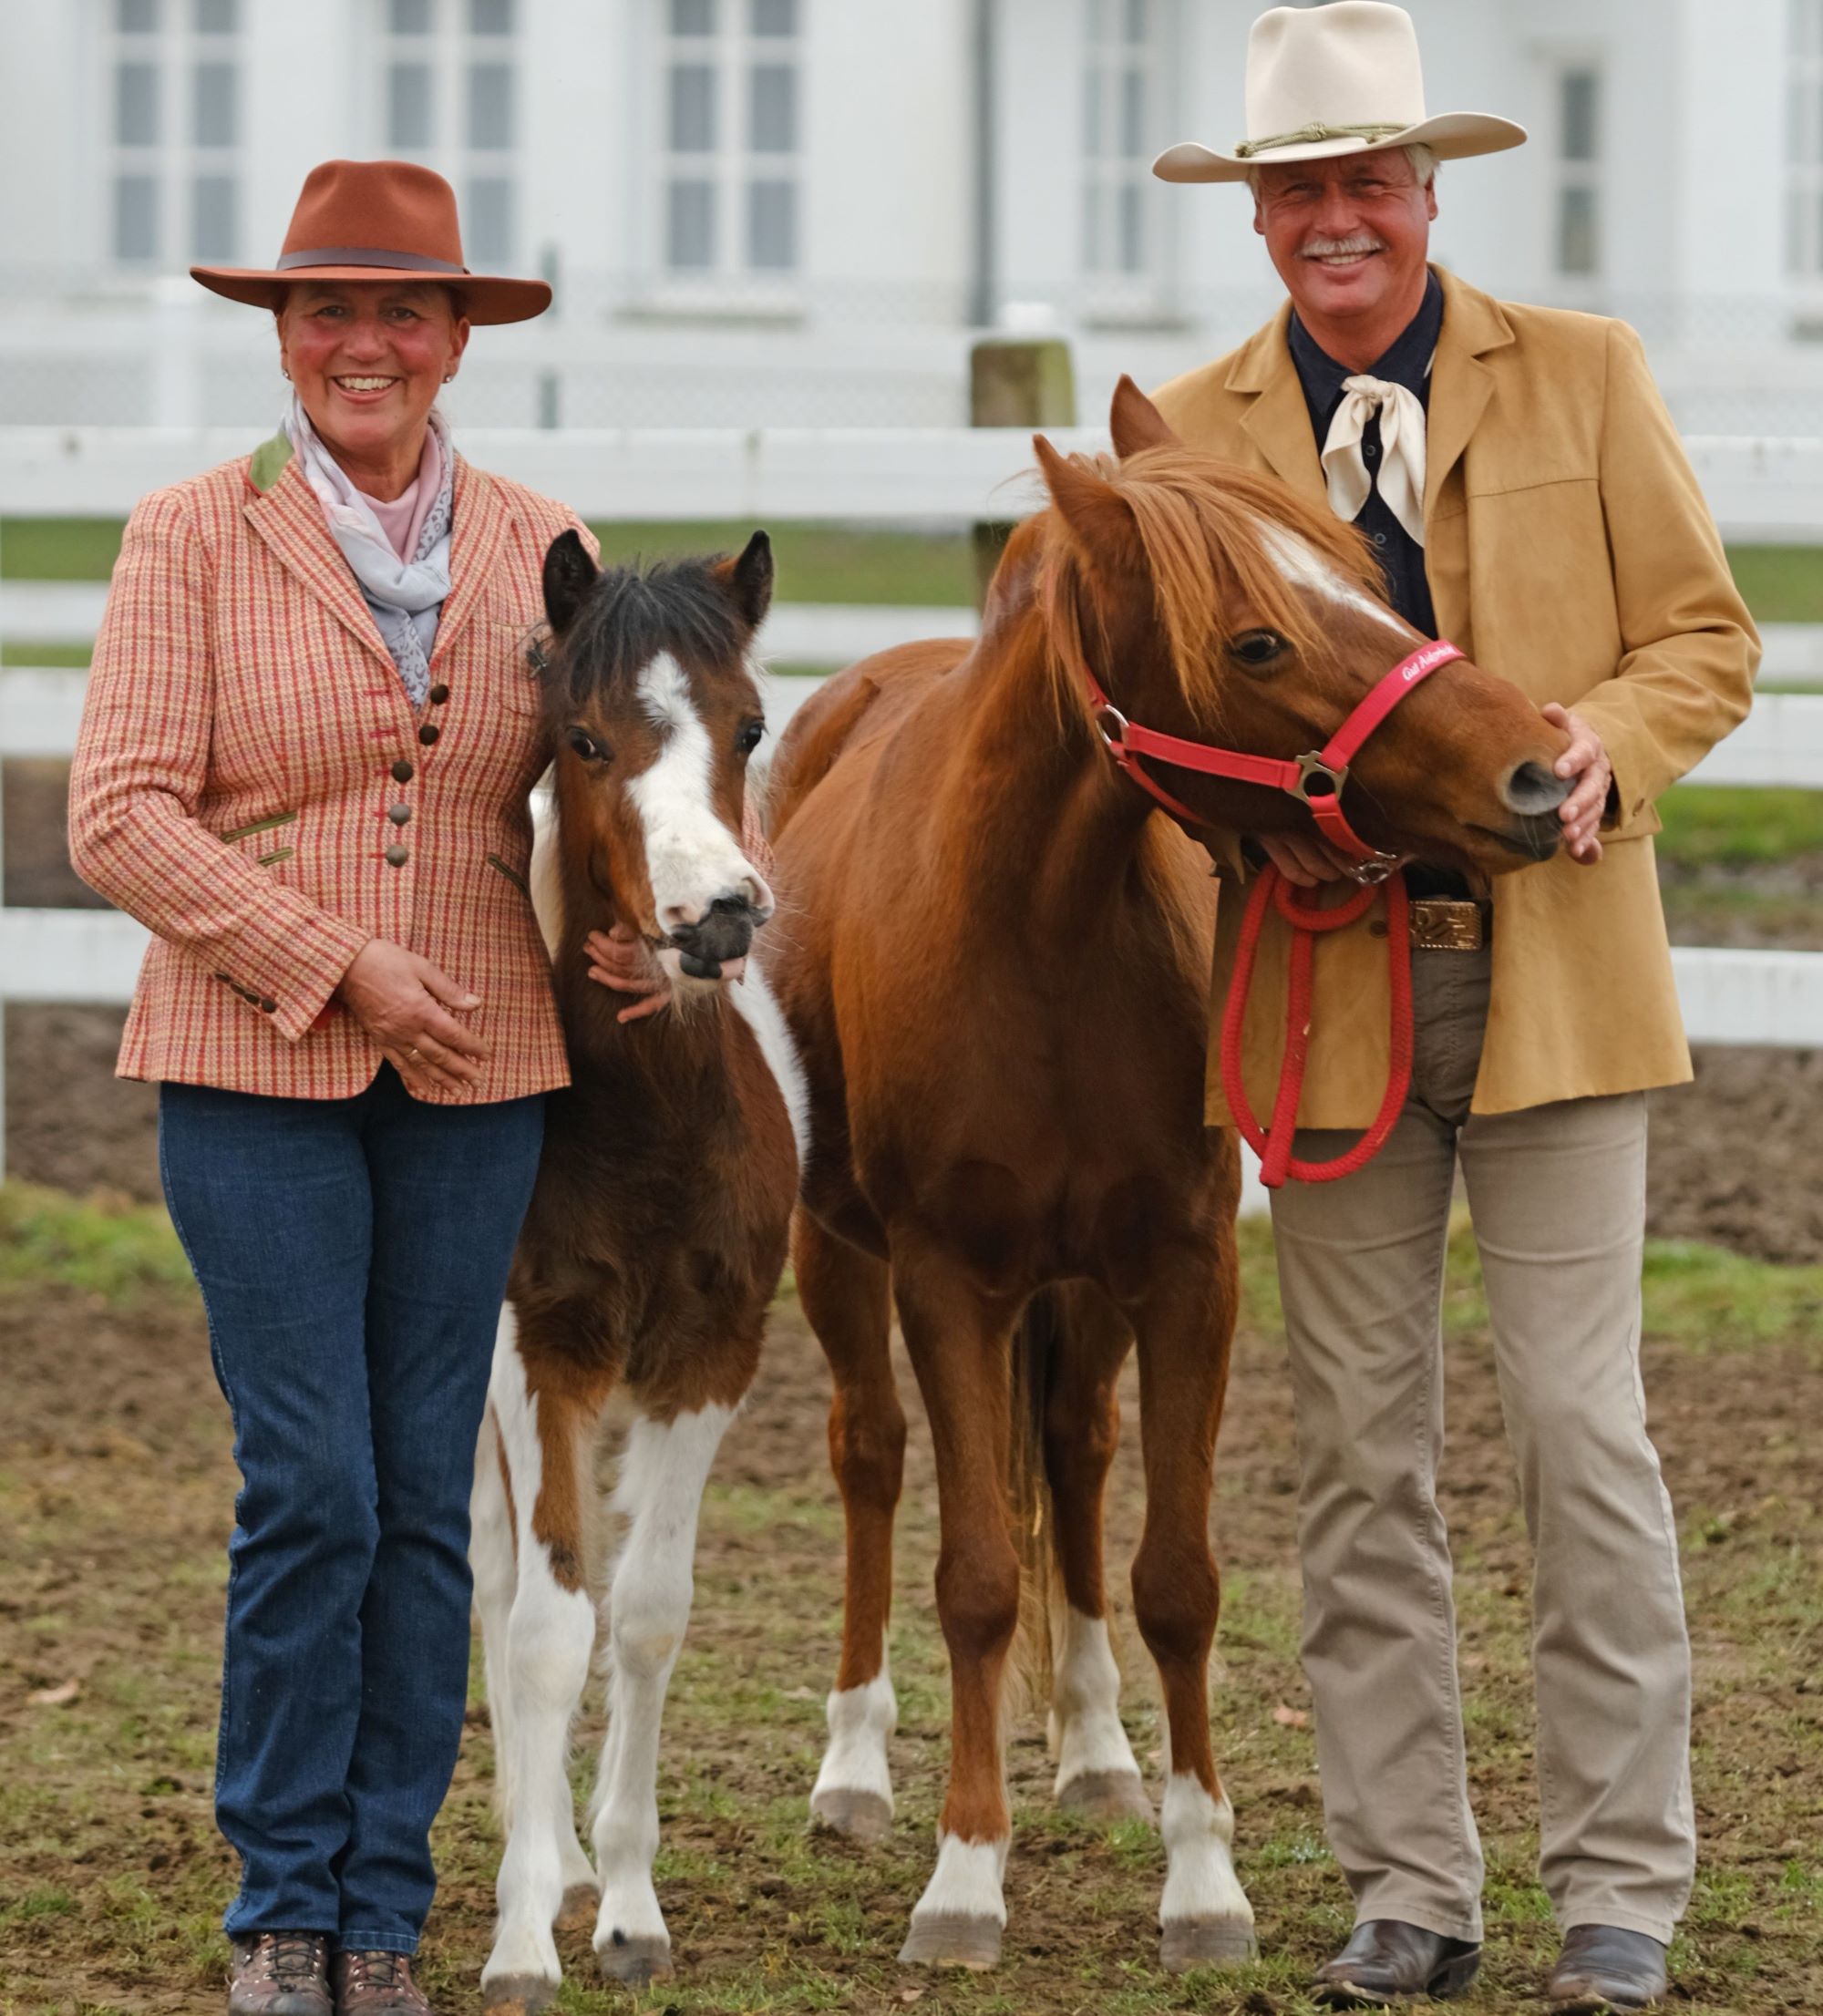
[1727,545,1823,624]
[5,519,1815,626]
[0,516,977,608]
[1655,784,1823,865]
[0,1182,195,1303]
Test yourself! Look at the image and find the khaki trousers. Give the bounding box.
[1268,943,1693,1947]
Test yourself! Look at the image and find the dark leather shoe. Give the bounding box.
[1548,1925,1669,2011]
[1313,1919,1481,2007]
[228,1932,332,2016]
[330,1950,432,2016]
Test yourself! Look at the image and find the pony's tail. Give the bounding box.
[1005,1286,1067,1724]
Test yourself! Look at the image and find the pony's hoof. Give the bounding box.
[596,1930,673,1986]
[810,1785,893,1842]
[1058,1768,1154,1825]
[899,1913,1003,1970]
[1160,1917,1259,1973]
[481,1973,561,2016]
[555,1882,600,1934]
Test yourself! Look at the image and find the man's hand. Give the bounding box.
[1540,702,1612,865]
[335,939,492,1093]
[585,922,671,1023]
[1256,830,1352,888]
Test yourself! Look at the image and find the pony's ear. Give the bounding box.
[542,529,599,636]
[1108,375,1179,459]
[1033,434,1143,574]
[715,530,774,631]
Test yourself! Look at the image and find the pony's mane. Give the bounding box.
[1036,445,1385,722]
[547,553,747,716]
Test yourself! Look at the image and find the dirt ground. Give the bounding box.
[3,1228,1821,2016]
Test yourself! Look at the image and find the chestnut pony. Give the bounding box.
[470,532,806,2009]
[763,381,1569,1972]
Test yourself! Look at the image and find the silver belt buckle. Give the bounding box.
[1408,898,1486,951]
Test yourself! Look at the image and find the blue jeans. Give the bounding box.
[159,1065,544,1953]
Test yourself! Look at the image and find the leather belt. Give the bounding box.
[1408,897,1490,952]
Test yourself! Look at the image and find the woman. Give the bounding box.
[69,159,588,2016]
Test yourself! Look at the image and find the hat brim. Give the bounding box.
[189,262,551,324]
[1153,112,1527,184]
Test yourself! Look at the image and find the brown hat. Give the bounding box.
[191,158,551,324]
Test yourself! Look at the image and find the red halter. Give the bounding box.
[1083,637,1466,1186]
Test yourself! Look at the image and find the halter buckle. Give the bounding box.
[1093,702,1131,754]
[1293,751,1349,802]
[1344,850,1404,886]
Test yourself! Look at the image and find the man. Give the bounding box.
[1149,5,1756,2011]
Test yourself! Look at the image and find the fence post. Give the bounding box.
[969,336,1076,609]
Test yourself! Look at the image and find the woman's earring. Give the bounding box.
[442,374,455,384]
[281,365,291,380]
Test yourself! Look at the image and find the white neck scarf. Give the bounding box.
[1319,373,1428,549]
[283,393,454,705]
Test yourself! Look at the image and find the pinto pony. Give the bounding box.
[469,532,806,2011]
[764,381,1570,1972]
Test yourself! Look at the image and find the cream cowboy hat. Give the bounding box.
[1153,1,1525,186]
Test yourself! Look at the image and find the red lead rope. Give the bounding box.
[1220,867,1414,1186]
[1084,638,1463,1187]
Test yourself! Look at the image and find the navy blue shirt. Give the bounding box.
[1288,271,1443,639]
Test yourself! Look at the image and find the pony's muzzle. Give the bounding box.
[1501,759,1570,818]
[668,894,760,980]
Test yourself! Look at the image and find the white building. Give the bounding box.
[1,0,1820,436]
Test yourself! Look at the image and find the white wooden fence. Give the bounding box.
[3,427,1820,1189]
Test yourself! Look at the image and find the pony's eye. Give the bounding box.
[736,719,765,756]
[566,726,609,763]
[1228,630,1285,667]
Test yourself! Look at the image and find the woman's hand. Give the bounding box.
[335,938,493,1092]
[585,922,672,1023]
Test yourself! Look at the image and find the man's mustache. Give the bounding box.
[1298,235,1388,259]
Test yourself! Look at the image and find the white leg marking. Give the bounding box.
[590,1405,736,1970]
[912,1831,1010,1927]
[630,653,772,930]
[1257,520,1411,637]
[481,1310,600,2003]
[810,1654,897,1812]
[1048,1608,1144,1795]
[1159,1773,1253,1930]
[728,952,811,1171]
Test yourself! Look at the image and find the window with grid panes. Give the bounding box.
[1081,0,1173,303]
[380,0,520,268]
[1552,65,1602,279]
[1790,0,1823,278]
[658,0,803,283]
[108,0,243,267]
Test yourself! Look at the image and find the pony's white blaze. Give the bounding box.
[1257,520,1408,637]
[479,1311,602,2003]
[728,955,811,1169]
[810,1656,898,1813]
[590,1404,736,1962]
[1049,1608,1143,1792]
[629,652,770,931]
[1158,1774,1253,1930]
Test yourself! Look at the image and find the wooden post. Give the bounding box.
[969,335,1076,609]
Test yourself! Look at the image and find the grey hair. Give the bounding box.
[1247,141,1437,195]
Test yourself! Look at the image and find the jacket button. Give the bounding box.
[418,724,439,745]
[1368,918,1390,938]
[428,683,450,705]
[385,843,409,868]
[259,997,277,1013]
[391,758,415,783]
[387,803,412,826]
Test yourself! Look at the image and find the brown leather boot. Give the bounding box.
[227,1932,332,2016]
[330,1949,433,2016]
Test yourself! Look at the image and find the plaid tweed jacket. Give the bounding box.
[68,439,593,1104]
